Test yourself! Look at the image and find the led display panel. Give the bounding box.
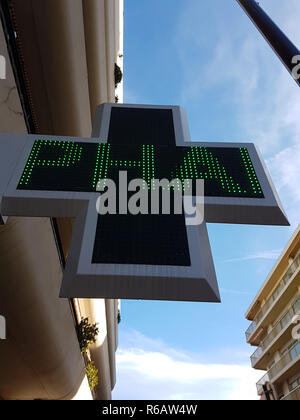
[17,140,264,199]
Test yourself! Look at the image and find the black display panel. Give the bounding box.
[94,106,189,267]
[92,212,191,266]
[108,107,176,146]
[17,140,263,198]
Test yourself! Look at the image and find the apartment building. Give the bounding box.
[245,225,300,400]
[0,0,123,399]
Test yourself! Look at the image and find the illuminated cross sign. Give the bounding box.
[0,104,289,302]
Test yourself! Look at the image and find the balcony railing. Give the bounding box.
[251,346,263,367]
[246,254,300,341]
[246,321,257,341]
[269,341,300,381]
[256,373,269,395]
[250,296,300,367]
[282,385,300,401]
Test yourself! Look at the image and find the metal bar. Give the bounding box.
[236,0,300,86]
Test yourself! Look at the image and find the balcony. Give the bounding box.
[282,385,300,401]
[256,373,270,396]
[250,296,300,369]
[246,321,257,342]
[251,346,263,367]
[269,341,300,382]
[246,254,300,343]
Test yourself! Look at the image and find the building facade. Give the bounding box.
[0,0,123,400]
[245,225,300,400]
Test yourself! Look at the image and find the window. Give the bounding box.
[289,342,300,360]
[281,341,296,357]
[293,296,300,315]
[288,376,300,392]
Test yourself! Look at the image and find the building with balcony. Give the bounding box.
[0,0,123,400]
[245,225,300,400]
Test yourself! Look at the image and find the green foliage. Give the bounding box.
[85,361,99,391]
[77,317,99,354]
[114,63,123,88]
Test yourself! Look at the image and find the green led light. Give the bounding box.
[18,141,263,199]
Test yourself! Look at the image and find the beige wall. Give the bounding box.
[0,218,86,400]
[0,21,87,400]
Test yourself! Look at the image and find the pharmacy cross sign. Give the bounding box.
[0,104,289,302]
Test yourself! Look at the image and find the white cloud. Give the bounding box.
[244,68,300,156]
[222,249,282,263]
[113,330,264,400]
[220,288,257,297]
[267,145,300,203]
[267,144,300,230]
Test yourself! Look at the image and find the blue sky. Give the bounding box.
[112,0,300,400]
